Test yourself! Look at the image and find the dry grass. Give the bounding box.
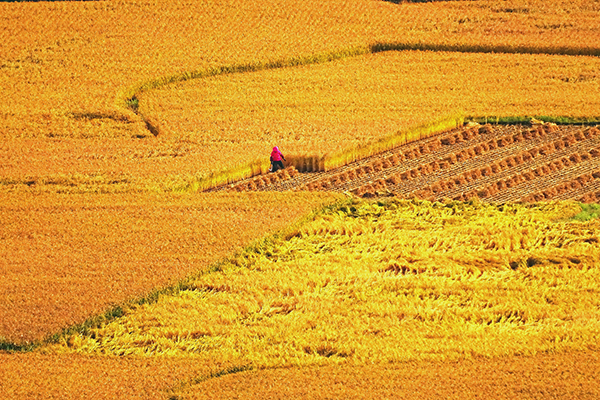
[0,191,341,344]
[47,200,600,371]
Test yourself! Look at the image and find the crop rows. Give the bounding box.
[223,124,600,203]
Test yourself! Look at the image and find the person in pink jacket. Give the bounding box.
[270,146,286,172]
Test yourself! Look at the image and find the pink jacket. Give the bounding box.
[270,146,284,162]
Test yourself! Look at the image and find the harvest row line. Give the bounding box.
[222,124,600,203]
[307,123,587,195]
[408,129,600,201]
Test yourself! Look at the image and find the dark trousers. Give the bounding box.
[271,160,284,172]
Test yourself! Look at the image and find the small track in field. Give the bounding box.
[209,123,600,203]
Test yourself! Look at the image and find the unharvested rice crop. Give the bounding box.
[0,352,217,400]
[48,200,600,371]
[0,191,341,344]
[181,351,600,400]
[2,0,600,398]
[139,50,600,184]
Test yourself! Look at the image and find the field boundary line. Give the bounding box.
[467,115,600,126]
[0,197,351,352]
[165,364,253,400]
[370,42,600,58]
[115,45,371,111]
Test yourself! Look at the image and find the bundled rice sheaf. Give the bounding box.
[574,130,586,141]
[512,132,525,142]
[441,135,455,146]
[584,126,600,138]
[385,174,402,186]
[387,154,401,166]
[478,124,493,134]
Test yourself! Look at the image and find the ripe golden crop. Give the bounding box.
[0,191,341,344]
[2,0,600,193]
[0,352,215,400]
[139,50,600,186]
[2,1,600,398]
[49,200,600,370]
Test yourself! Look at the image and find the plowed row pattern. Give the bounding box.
[213,124,600,203]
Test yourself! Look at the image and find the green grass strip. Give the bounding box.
[467,115,600,126]
[370,41,600,58]
[571,203,600,222]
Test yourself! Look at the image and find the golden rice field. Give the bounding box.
[2,0,600,399]
[38,199,600,397]
[0,191,340,344]
[2,0,600,193]
[139,50,600,185]
[182,351,600,400]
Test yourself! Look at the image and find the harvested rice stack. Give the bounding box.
[353,183,375,198]
[563,133,577,147]
[452,189,479,202]
[385,154,401,167]
[440,135,455,146]
[362,164,374,174]
[579,190,600,203]
[584,126,600,139]
[230,166,299,191]
[372,160,384,172]
[346,169,358,180]
[474,155,575,199]
[479,124,493,134]
[413,188,434,201]
[543,122,559,133]
[385,174,403,186]
[473,144,485,155]
[413,145,541,200]
[373,178,387,192]
[337,171,350,183]
[456,148,475,162]
[381,158,393,169]
[523,170,600,202]
[512,131,525,142]
[402,148,419,160]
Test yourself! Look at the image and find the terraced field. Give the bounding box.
[217,123,600,203]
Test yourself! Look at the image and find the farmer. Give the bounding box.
[270,146,286,172]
